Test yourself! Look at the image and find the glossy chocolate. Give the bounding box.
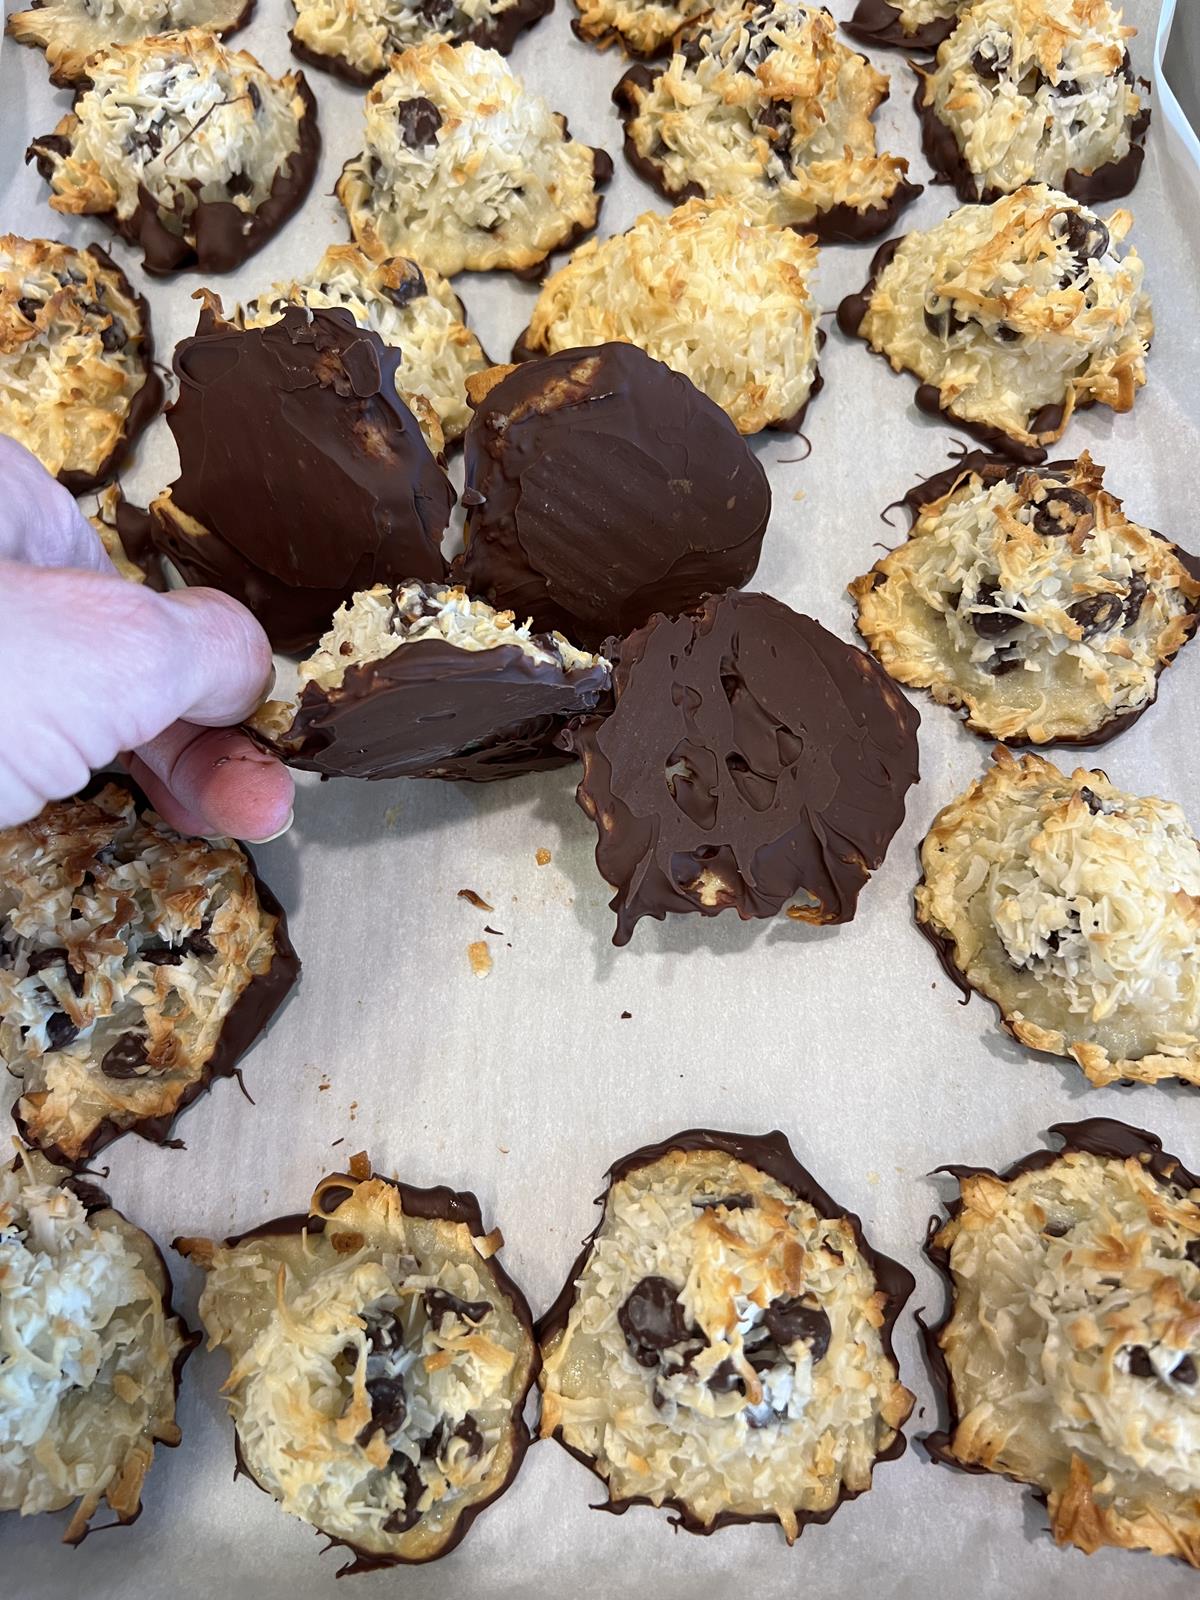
[564,589,920,945]
[262,629,611,783]
[538,1127,915,1536]
[150,305,453,653]
[454,345,770,650]
[841,0,955,51]
[612,62,921,241]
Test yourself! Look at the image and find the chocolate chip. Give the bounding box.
[1078,786,1104,813]
[1174,1354,1197,1386]
[1123,573,1147,627]
[970,36,1011,79]
[1127,1345,1155,1378]
[17,296,40,321]
[994,323,1022,343]
[763,1297,831,1361]
[45,1011,78,1051]
[677,36,705,68]
[1044,1220,1070,1237]
[1068,592,1125,639]
[971,581,1022,638]
[706,1358,744,1395]
[1052,208,1109,266]
[693,1192,754,1211]
[28,946,84,996]
[1030,485,1093,537]
[396,98,442,149]
[225,170,253,197]
[139,929,216,965]
[618,1276,692,1367]
[128,123,163,159]
[100,319,128,353]
[1185,1240,1200,1265]
[423,1288,491,1329]
[358,1371,407,1445]
[382,1453,423,1533]
[383,265,427,310]
[247,82,261,112]
[100,1031,149,1079]
[923,299,968,341]
[1052,76,1082,96]
[451,1414,484,1458]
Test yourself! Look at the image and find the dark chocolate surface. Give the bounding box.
[109,492,167,590]
[26,75,320,277]
[564,589,920,945]
[10,779,301,1169]
[263,628,610,783]
[537,1127,915,1536]
[185,1166,538,1573]
[55,244,163,496]
[151,305,453,653]
[920,1119,1200,1483]
[867,449,1200,749]
[454,344,770,650]
[289,0,552,84]
[914,74,1150,205]
[841,0,955,52]
[612,59,921,240]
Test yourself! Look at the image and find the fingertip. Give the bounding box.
[131,729,295,843]
[159,586,277,726]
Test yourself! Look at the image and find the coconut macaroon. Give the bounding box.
[0,782,300,1167]
[515,200,821,436]
[843,0,963,52]
[25,31,319,277]
[916,746,1200,1088]
[5,0,253,88]
[613,0,920,243]
[915,0,1148,204]
[237,244,488,451]
[248,582,610,783]
[925,1118,1200,1564]
[176,1155,538,1571]
[336,41,612,278]
[851,452,1200,746]
[572,0,708,57]
[289,0,550,86]
[539,1130,914,1538]
[0,236,161,494]
[837,185,1151,460]
[88,486,160,587]
[0,1146,195,1543]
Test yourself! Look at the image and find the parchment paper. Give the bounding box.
[2,1,1199,1594]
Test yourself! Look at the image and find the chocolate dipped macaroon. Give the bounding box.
[248,581,610,782]
[924,1119,1200,1564]
[916,746,1200,1088]
[6,0,252,87]
[0,782,299,1167]
[454,346,772,650]
[149,300,454,654]
[564,589,920,946]
[289,0,550,85]
[851,451,1200,746]
[842,0,962,52]
[176,1154,538,1571]
[538,1129,915,1537]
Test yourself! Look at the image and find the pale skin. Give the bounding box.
[0,437,295,839]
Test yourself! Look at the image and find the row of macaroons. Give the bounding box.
[3,1116,1198,1569]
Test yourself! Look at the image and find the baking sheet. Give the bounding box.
[3,0,1200,1594]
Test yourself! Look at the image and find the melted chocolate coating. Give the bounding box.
[53,245,163,496]
[262,631,610,783]
[914,76,1150,206]
[454,345,770,650]
[882,447,1200,748]
[563,589,920,946]
[838,237,1072,465]
[27,77,320,277]
[288,0,553,86]
[537,1127,916,1537]
[187,1168,539,1575]
[841,0,954,51]
[611,64,921,242]
[11,777,300,1170]
[920,1119,1200,1487]
[150,307,453,653]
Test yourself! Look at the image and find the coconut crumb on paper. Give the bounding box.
[468,940,493,977]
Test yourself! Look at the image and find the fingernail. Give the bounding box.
[243,808,294,846]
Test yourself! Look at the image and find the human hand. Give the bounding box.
[0,437,295,839]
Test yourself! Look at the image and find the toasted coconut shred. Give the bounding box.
[0,783,286,1164]
[27,31,308,240]
[0,1148,190,1537]
[0,235,153,485]
[539,1148,913,1536]
[851,454,1200,744]
[916,747,1200,1086]
[89,485,148,584]
[932,1148,1200,1562]
[524,201,818,436]
[290,0,537,82]
[574,0,709,56]
[919,0,1142,198]
[336,40,606,277]
[617,0,915,229]
[856,185,1151,449]
[5,0,250,86]
[237,244,488,448]
[250,581,605,745]
[181,1172,536,1564]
